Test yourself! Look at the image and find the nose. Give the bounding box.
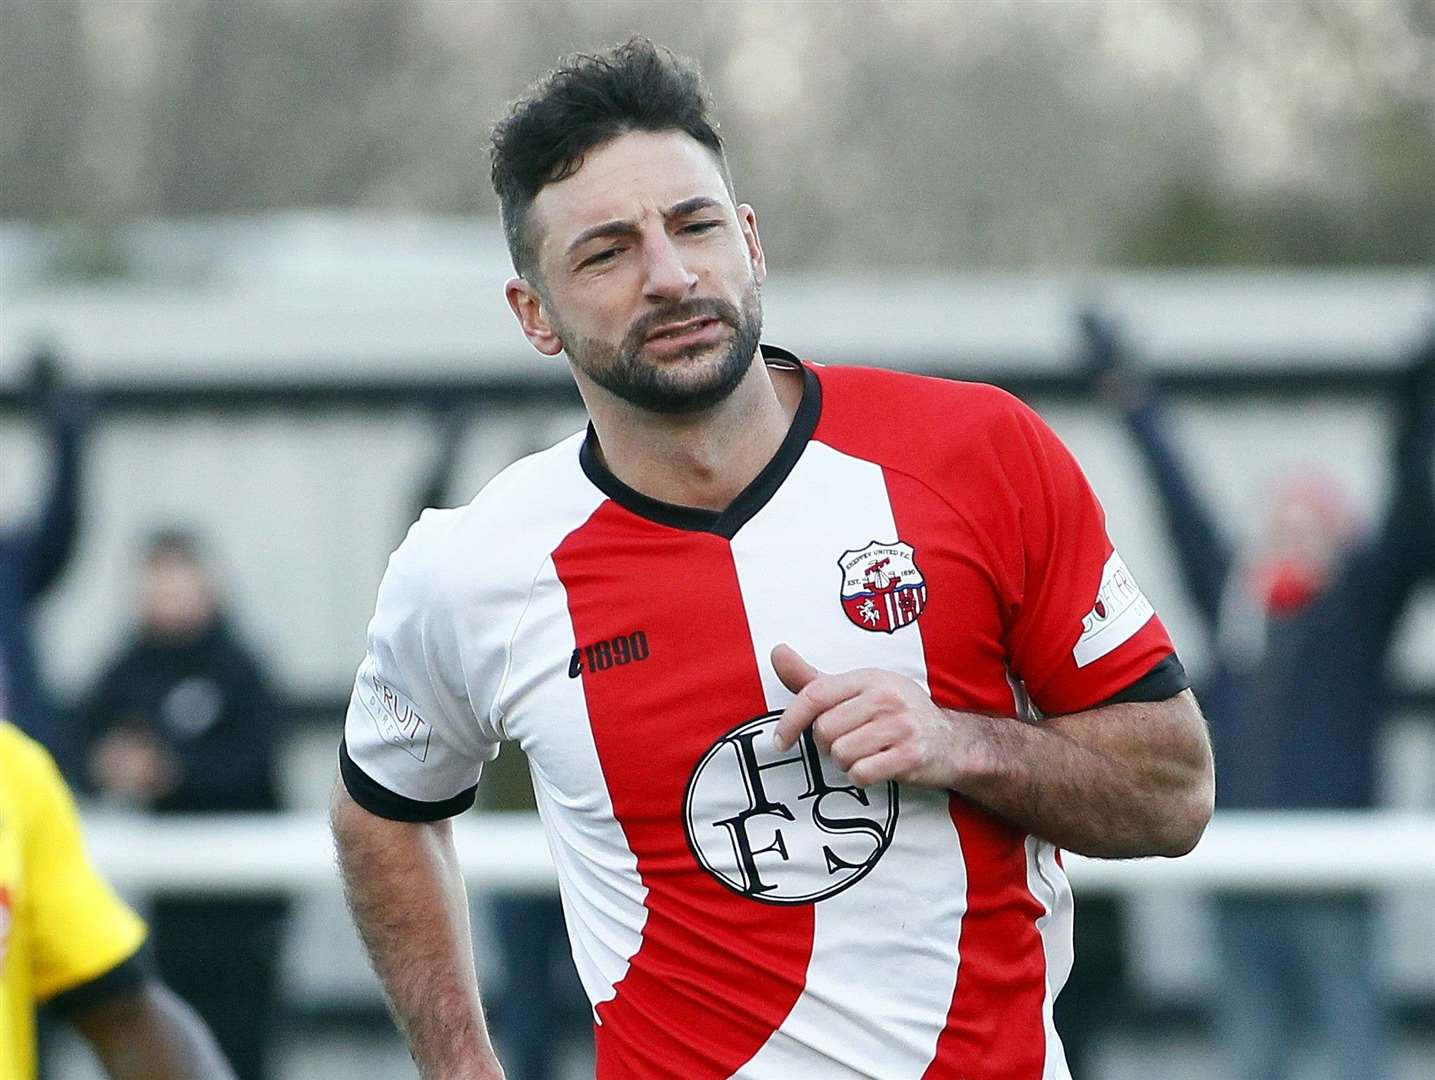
[639,230,698,303]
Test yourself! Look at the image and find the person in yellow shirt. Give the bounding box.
[0,720,234,1080]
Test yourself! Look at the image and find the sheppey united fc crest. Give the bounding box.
[838,540,928,633]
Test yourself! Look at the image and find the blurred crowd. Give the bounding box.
[1058,318,1435,1080]
[2,327,1433,1079]
[2,355,286,1078]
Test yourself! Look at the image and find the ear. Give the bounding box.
[736,203,767,287]
[505,277,565,357]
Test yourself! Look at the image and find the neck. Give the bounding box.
[580,354,803,512]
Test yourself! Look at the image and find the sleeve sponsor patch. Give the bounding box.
[1073,551,1155,668]
[356,663,432,763]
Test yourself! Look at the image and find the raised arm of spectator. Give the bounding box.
[1339,340,1435,641]
[1079,312,1234,630]
[411,403,471,521]
[20,352,87,602]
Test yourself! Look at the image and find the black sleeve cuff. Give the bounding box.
[1096,652,1191,707]
[45,949,147,1018]
[339,737,477,822]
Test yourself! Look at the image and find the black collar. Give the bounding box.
[578,344,821,539]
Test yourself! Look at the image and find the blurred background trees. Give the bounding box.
[2,0,1431,278]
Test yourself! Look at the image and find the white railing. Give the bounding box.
[86,809,1435,896]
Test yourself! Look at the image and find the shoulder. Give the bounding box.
[0,720,73,839]
[814,362,1039,446]
[810,361,1050,486]
[813,361,1022,406]
[381,430,597,614]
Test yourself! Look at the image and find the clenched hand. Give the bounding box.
[770,643,992,790]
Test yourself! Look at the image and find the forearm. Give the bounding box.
[73,982,235,1080]
[331,786,504,1080]
[1384,381,1435,578]
[24,410,83,598]
[1122,400,1233,623]
[949,690,1214,859]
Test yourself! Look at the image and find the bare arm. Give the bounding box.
[69,981,236,1080]
[939,689,1212,857]
[772,645,1213,859]
[330,783,505,1080]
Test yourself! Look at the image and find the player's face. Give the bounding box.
[506,130,767,415]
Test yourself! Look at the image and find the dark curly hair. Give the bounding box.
[490,39,731,281]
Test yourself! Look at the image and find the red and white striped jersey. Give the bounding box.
[341,347,1186,1080]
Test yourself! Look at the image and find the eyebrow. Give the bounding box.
[565,196,724,257]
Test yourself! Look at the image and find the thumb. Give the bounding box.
[771,642,821,694]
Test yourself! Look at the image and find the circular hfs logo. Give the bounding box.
[683,712,899,905]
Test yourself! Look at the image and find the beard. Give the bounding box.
[560,278,763,415]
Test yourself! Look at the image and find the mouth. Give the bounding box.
[643,316,725,353]
[646,316,719,341]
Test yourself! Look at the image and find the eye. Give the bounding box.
[680,220,720,235]
[578,246,622,270]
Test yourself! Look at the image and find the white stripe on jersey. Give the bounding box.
[1024,836,1075,1080]
[728,442,965,1078]
[501,554,649,1017]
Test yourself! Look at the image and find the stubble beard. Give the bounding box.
[561,278,764,416]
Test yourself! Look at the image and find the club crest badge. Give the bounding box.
[838,540,928,633]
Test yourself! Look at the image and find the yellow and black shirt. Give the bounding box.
[0,721,147,1080]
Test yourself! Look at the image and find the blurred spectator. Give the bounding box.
[1081,316,1435,1080]
[78,529,287,1080]
[411,410,591,1080]
[0,347,88,751]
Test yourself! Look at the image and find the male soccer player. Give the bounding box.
[333,40,1214,1080]
[0,720,235,1080]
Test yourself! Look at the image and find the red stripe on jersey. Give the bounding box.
[552,502,812,1079]
[922,802,1048,1078]
[814,367,1051,1076]
[878,468,1050,1079]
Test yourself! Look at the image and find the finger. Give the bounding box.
[810,696,880,756]
[771,642,821,695]
[772,671,870,751]
[827,719,900,775]
[846,745,916,788]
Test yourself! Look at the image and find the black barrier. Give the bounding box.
[6,321,1434,723]
[0,362,1415,415]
